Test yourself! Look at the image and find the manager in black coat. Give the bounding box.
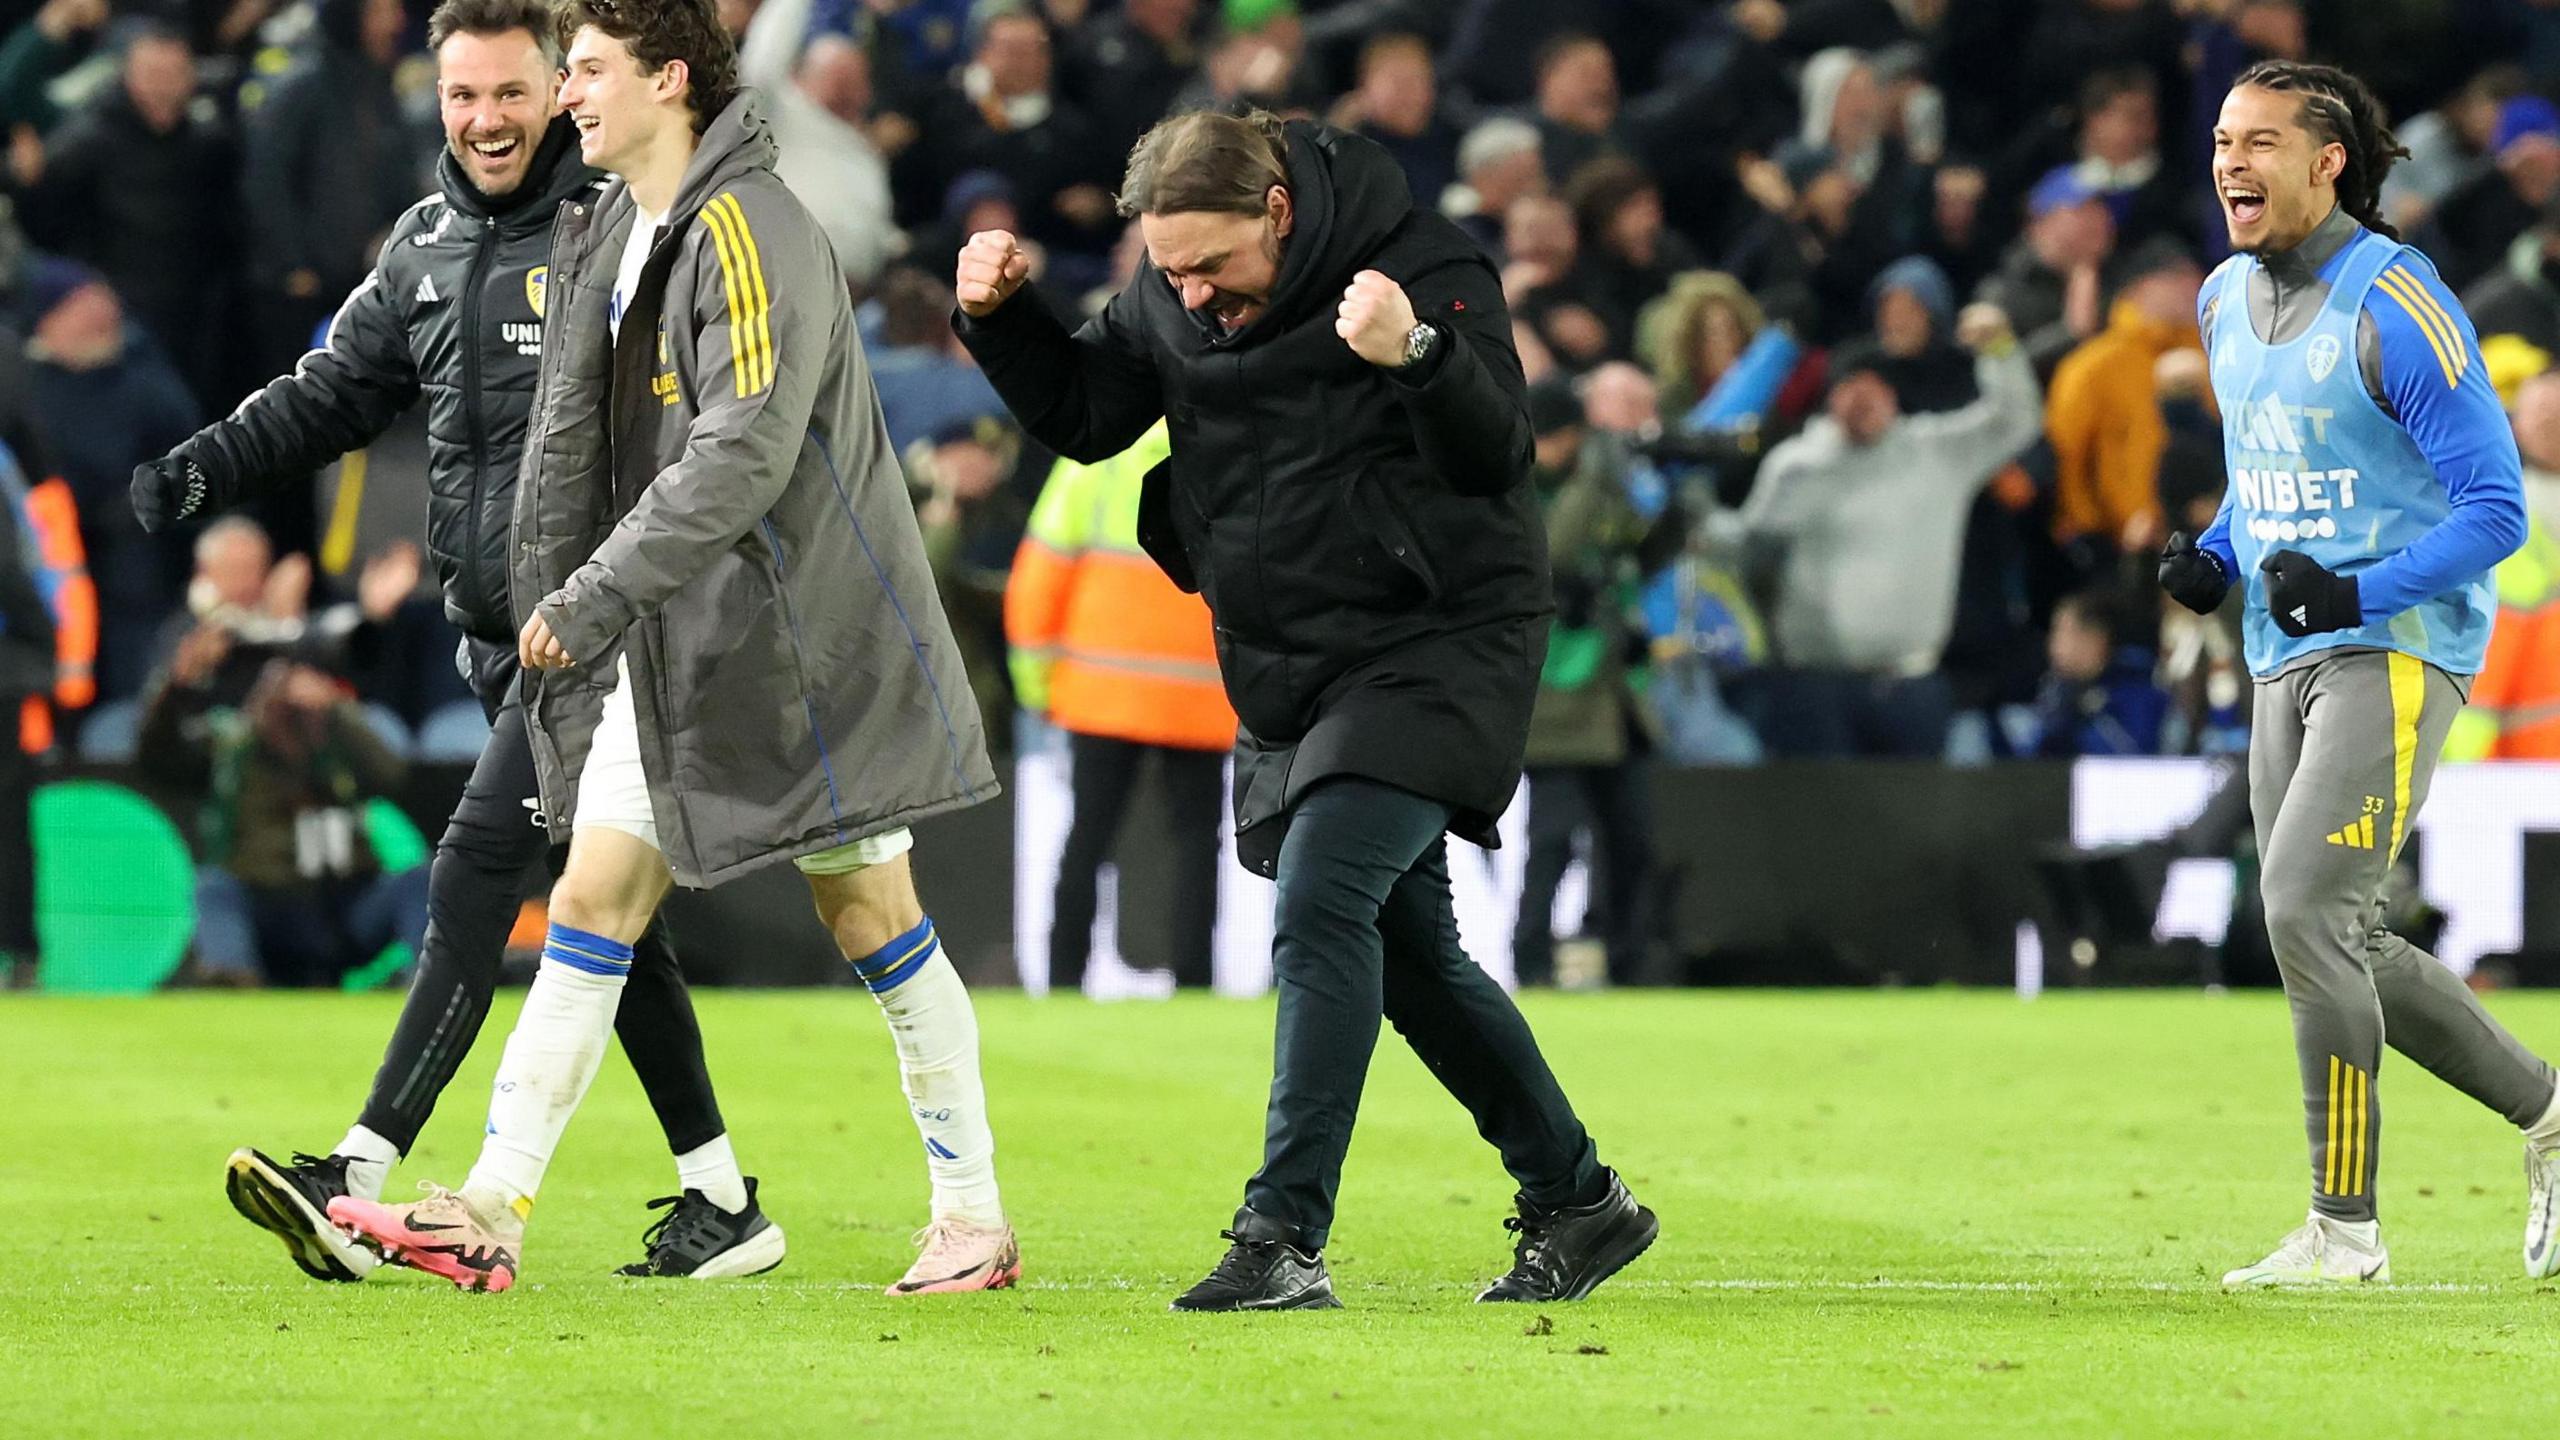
[954,109,1655,1311]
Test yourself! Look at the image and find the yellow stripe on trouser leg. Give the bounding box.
[2348,1065,2366,1197]
[2325,1055,2342,1195]
[2388,652,2424,861]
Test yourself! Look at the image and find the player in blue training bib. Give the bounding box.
[2162,61,2560,1290]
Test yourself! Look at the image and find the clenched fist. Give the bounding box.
[1335,269,1419,368]
[956,229,1032,318]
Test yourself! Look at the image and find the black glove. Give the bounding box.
[2158,531,2231,615]
[130,446,224,535]
[2259,549,2363,637]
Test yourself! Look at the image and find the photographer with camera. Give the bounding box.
[137,517,426,988]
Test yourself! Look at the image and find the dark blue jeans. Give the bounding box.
[1245,778,1604,1249]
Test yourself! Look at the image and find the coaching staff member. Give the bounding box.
[954,107,1655,1312]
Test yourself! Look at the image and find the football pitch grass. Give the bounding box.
[9,988,2560,1437]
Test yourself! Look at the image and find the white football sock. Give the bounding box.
[675,1133,750,1213]
[2526,1081,2560,1150]
[852,918,1004,1227]
[461,924,633,1229]
[332,1124,400,1202]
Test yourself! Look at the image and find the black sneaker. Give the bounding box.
[223,1147,381,1282]
[1476,1170,1657,1302]
[614,1179,787,1278]
[1170,1211,1341,1312]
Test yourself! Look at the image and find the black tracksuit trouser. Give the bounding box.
[1244,777,1604,1249]
[352,639,724,1156]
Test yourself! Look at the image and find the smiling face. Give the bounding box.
[560,25,684,176]
[438,27,557,197]
[1140,191,1291,332]
[2213,83,2343,255]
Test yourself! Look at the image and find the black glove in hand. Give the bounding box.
[2259,548,2363,637]
[131,449,216,534]
[2157,531,2231,615]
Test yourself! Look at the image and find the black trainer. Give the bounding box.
[1476,1170,1657,1302]
[1171,1211,1341,1312]
[223,1147,381,1282]
[614,1179,788,1278]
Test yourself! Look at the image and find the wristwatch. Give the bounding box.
[1400,321,1440,369]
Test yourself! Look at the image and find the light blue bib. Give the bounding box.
[2209,231,2495,676]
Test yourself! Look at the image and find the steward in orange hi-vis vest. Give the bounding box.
[1005,423,1234,753]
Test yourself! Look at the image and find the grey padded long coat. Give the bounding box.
[513,92,997,888]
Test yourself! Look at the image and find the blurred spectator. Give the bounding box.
[1446,115,1545,255]
[1727,0,1914,61]
[2151,346,2243,754]
[770,34,902,286]
[2382,65,2523,239]
[2467,213,2560,356]
[1005,422,1232,993]
[2446,371,2560,761]
[2043,240,2202,563]
[870,268,1007,456]
[1565,155,1701,350]
[1638,271,1771,419]
[905,11,1114,261]
[0,490,52,989]
[1526,31,1622,186]
[239,0,421,376]
[2025,587,2169,757]
[1062,0,1199,163]
[2061,66,2189,251]
[1738,305,2040,757]
[2428,95,2560,294]
[1859,253,1972,414]
[1333,31,1456,212]
[912,418,1031,759]
[139,643,423,989]
[0,0,108,134]
[1514,376,1665,988]
[1979,165,2119,377]
[1503,192,1614,367]
[1170,1,1320,117]
[1725,143,1899,343]
[21,23,236,404]
[21,260,198,700]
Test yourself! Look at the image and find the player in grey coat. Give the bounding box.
[329,0,1017,1298]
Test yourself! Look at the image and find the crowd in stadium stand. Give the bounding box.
[3,0,2560,805]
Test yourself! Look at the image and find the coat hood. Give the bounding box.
[438,113,595,226]
[1215,120,1415,345]
[670,90,782,219]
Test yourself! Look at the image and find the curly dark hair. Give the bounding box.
[558,0,737,133]
[2232,60,2410,241]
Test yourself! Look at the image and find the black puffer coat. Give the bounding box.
[958,120,1551,873]
[183,118,595,644]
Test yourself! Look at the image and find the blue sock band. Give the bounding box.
[851,917,938,994]
[543,921,635,978]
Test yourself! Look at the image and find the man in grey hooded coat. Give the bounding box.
[328,0,1019,1298]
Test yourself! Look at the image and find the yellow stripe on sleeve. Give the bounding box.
[696,196,755,397]
[2387,651,2424,861]
[2390,266,2472,381]
[2372,269,2463,390]
[710,193,774,395]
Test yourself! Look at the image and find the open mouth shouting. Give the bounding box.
[2222,179,2268,230]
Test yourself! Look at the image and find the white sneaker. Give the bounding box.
[2221,1213,2391,1288]
[2526,1142,2560,1279]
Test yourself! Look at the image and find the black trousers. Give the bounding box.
[1245,778,1604,1249]
[1049,732,1224,990]
[352,639,724,1156]
[0,743,31,960]
[1512,762,1656,986]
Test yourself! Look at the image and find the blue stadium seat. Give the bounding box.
[76,698,141,763]
[415,699,490,763]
